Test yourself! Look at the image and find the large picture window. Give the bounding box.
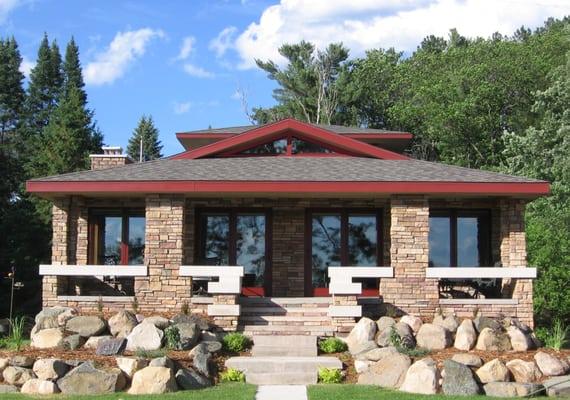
[88,209,145,265]
[429,210,491,268]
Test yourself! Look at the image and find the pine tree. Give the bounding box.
[63,37,86,104]
[127,115,163,161]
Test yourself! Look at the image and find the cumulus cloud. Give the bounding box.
[173,101,193,114]
[227,0,570,69]
[209,26,237,57]
[0,0,20,24]
[84,28,164,86]
[19,55,35,78]
[183,63,215,78]
[175,36,196,61]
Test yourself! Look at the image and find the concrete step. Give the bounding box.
[247,371,317,385]
[240,297,332,306]
[226,356,342,374]
[241,307,329,315]
[238,324,336,334]
[252,335,317,357]
[240,315,331,323]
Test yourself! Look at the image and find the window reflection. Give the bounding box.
[203,215,230,265]
[237,215,266,286]
[429,217,451,267]
[103,217,122,265]
[241,139,287,155]
[292,137,333,154]
[128,216,146,265]
[311,215,341,288]
[348,215,377,266]
[457,217,481,267]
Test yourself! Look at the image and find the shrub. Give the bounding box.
[318,368,343,383]
[319,337,347,353]
[134,348,167,359]
[388,325,430,357]
[9,316,25,351]
[164,325,181,350]
[542,319,569,351]
[220,368,245,382]
[181,301,189,315]
[222,332,250,353]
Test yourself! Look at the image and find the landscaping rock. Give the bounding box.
[434,314,460,333]
[476,327,512,351]
[506,359,542,383]
[108,310,138,337]
[31,327,64,349]
[400,357,439,394]
[128,366,177,394]
[376,322,414,348]
[349,340,377,356]
[57,363,122,394]
[354,360,371,374]
[507,326,533,352]
[376,316,396,333]
[2,366,34,386]
[201,330,223,342]
[171,314,209,331]
[357,352,411,388]
[149,356,175,369]
[33,358,68,381]
[96,337,126,356]
[175,322,200,350]
[0,384,18,393]
[454,319,477,351]
[474,314,501,333]
[534,352,568,377]
[20,379,59,394]
[126,322,164,351]
[346,317,377,354]
[193,353,212,377]
[175,368,211,390]
[400,315,422,333]
[84,335,113,350]
[35,307,72,330]
[144,316,170,330]
[66,316,106,337]
[62,334,84,350]
[451,353,483,368]
[56,308,77,326]
[416,323,452,350]
[0,357,9,372]
[358,346,398,362]
[483,382,544,397]
[543,375,570,397]
[116,357,148,379]
[442,359,481,396]
[476,358,511,383]
[10,356,34,368]
[190,341,222,356]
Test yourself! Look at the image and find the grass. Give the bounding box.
[0,317,29,351]
[0,383,257,400]
[543,319,569,351]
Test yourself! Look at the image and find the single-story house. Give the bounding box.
[26,118,547,333]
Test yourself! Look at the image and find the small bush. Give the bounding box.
[388,325,430,357]
[164,325,181,350]
[319,337,347,353]
[220,368,245,382]
[542,320,569,351]
[134,348,167,359]
[181,301,189,315]
[222,332,250,353]
[318,368,343,384]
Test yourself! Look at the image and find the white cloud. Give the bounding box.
[84,28,164,86]
[175,36,196,61]
[19,56,34,78]
[183,63,215,78]
[0,0,20,24]
[228,0,570,69]
[209,26,237,57]
[173,101,193,114]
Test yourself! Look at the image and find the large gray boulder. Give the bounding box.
[451,353,483,368]
[543,375,570,397]
[0,384,18,393]
[357,346,398,362]
[454,319,477,351]
[506,359,543,383]
[189,341,222,356]
[31,327,64,349]
[474,314,501,333]
[126,322,164,351]
[416,323,452,350]
[175,368,211,390]
[375,316,396,333]
[476,358,511,383]
[433,314,460,333]
[33,358,68,381]
[442,359,481,396]
[171,314,209,331]
[10,356,34,368]
[35,307,73,330]
[507,325,533,352]
[144,316,170,330]
[346,317,377,354]
[193,353,212,377]
[534,352,569,377]
[400,358,439,394]
[483,382,544,397]
[149,356,175,369]
[115,357,148,379]
[175,322,200,350]
[2,366,34,386]
[357,352,411,388]
[349,340,377,356]
[84,335,113,350]
[476,327,512,351]
[400,315,422,333]
[108,310,138,337]
[62,334,84,350]
[20,379,59,395]
[128,366,177,394]
[57,363,122,394]
[96,337,126,356]
[66,316,106,338]
[377,322,415,348]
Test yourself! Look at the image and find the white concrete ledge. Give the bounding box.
[426,267,536,279]
[328,305,362,317]
[439,298,519,305]
[180,265,244,294]
[40,264,147,277]
[328,266,393,295]
[57,295,135,302]
[208,304,240,316]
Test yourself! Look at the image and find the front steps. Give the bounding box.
[225,335,342,385]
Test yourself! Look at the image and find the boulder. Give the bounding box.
[189,341,222,356]
[400,315,423,333]
[193,353,212,377]
[149,357,175,369]
[66,316,106,338]
[346,317,377,354]
[507,326,533,352]
[31,327,64,349]
[126,322,164,351]
[0,384,18,393]
[534,352,569,377]
[476,327,512,351]
[454,319,477,351]
[434,314,460,333]
[84,335,113,350]
[357,352,411,388]
[0,319,9,336]
[376,316,396,333]
[57,363,122,394]
[357,346,399,362]
[171,314,209,331]
[474,314,501,333]
[2,366,34,386]
[442,360,481,396]
[35,307,72,330]
[33,358,68,381]
[128,366,177,394]
[175,368,211,390]
[62,334,84,350]
[349,340,377,356]
[483,382,544,397]
[115,357,148,379]
[543,375,570,397]
[476,358,511,383]
[416,323,452,350]
[10,356,34,368]
[20,379,59,394]
[175,322,200,350]
[96,337,126,356]
[108,310,138,337]
[144,316,170,330]
[0,357,9,372]
[506,359,543,383]
[56,308,78,326]
[376,322,414,348]
[400,358,439,395]
[201,331,223,342]
[451,353,483,368]
[354,360,372,374]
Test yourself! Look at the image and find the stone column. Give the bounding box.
[44,198,71,307]
[380,196,438,318]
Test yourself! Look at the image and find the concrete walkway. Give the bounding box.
[256,385,308,400]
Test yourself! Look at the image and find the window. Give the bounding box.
[291,137,333,154]
[88,209,145,265]
[228,135,346,157]
[308,210,382,294]
[429,210,491,267]
[240,139,287,155]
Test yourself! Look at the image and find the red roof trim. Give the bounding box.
[176,133,232,140]
[27,180,550,196]
[171,119,409,160]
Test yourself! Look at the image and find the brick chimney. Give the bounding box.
[89,146,132,170]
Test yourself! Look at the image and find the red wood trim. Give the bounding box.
[27,180,551,196]
[176,133,233,139]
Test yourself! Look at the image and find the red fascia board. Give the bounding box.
[27,180,550,196]
[176,133,234,140]
[172,119,409,160]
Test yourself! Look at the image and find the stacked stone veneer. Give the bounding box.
[89,147,132,170]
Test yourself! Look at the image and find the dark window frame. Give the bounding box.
[429,209,492,267]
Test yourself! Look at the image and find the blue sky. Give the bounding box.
[1,0,568,155]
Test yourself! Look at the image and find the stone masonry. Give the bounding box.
[89,146,132,170]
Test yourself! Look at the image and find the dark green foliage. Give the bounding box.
[222,332,250,353]
[165,325,181,350]
[318,337,347,353]
[126,115,163,162]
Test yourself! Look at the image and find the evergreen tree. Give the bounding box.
[63,37,86,104]
[127,115,163,161]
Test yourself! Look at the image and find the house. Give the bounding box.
[26,118,547,333]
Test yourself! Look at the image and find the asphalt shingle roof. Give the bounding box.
[31,157,543,184]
